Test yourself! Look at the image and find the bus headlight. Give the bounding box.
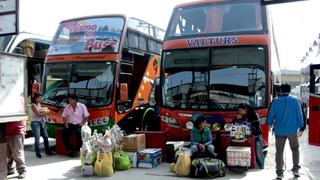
[211,123,221,132]
[186,121,193,130]
[224,123,232,132]
[88,117,110,127]
[259,117,267,124]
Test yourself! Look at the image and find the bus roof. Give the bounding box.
[59,14,164,32]
[175,0,228,9]
[6,32,51,53]
[59,14,127,23]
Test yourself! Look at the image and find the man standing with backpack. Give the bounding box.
[267,82,305,180]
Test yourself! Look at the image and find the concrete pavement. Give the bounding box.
[6,129,320,180]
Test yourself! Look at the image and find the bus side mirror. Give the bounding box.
[120,83,128,103]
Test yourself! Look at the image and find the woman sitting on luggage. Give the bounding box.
[236,103,264,169]
[190,116,216,156]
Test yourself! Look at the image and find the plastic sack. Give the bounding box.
[81,164,93,176]
[80,142,95,165]
[100,136,113,153]
[110,125,125,149]
[81,123,91,142]
[114,151,131,170]
[94,151,114,177]
[175,147,192,161]
[90,130,103,152]
[170,162,176,173]
[175,153,191,177]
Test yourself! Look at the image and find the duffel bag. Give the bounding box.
[190,158,226,178]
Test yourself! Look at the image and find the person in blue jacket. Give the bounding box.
[267,82,304,180]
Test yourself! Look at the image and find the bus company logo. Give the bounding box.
[84,38,117,52]
[64,22,97,33]
[186,36,238,47]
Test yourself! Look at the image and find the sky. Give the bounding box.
[19,0,320,71]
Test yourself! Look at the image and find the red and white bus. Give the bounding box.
[159,0,283,151]
[41,15,164,137]
[308,64,320,146]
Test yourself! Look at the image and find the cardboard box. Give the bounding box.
[126,152,138,168]
[138,148,162,168]
[227,146,251,167]
[122,134,146,152]
[136,131,167,161]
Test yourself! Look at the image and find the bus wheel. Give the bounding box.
[141,107,160,131]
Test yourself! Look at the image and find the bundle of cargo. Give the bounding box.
[121,133,146,168]
[80,124,126,176]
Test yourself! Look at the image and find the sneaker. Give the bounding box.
[45,151,56,156]
[36,152,42,158]
[276,174,284,180]
[293,171,300,178]
[7,170,15,175]
[18,172,26,179]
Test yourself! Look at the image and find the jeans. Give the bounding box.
[31,121,50,153]
[191,144,215,155]
[255,134,265,169]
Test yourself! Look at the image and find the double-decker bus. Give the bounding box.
[159,0,283,151]
[309,64,320,146]
[42,15,164,137]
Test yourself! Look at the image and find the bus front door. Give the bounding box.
[309,64,320,146]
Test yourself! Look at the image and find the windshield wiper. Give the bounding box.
[41,99,56,106]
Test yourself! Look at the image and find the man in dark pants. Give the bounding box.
[267,83,304,179]
[61,94,89,157]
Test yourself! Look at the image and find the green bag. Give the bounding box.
[114,151,131,170]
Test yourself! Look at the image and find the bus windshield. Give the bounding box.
[42,61,116,107]
[48,17,125,55]
[162,46,267,110]
[0,35,13,51]
[167,1,265,38]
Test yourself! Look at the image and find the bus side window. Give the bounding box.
[118,52,134,111]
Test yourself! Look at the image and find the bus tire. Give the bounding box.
[141,107,160,131]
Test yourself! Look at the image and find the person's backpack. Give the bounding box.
[190,158,226,178]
